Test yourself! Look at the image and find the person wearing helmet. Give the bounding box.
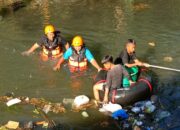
[53,35,101,73]
[22,25,69,61]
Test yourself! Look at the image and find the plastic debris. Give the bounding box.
[145,105,156,113]
[131,107,141,113]
[144,101,156,113]
[111,109,128,120]
[6,98,21,106]
[43,104,52,114]
[81,111,89,118]
[73,95,89,107]
[100,102,122,113]
[155,110,171,122]
[136,121,143,126]
[5,121,19,129]
[24,121,33,129]
[139,114,145,119]
[163,56,173,62]
[148,42,156,47]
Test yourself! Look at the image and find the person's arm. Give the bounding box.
[103,87,109,103]
[121,65,135,84]
[90,59,102,71]
[21,43,40,56]
[65,42,70,50]
[53,57,65,71]
[85,48,102,71]
[103,72,112,103]
[53,48,72,71]
[134,59,150,67]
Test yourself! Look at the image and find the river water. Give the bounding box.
[0,0,180,129]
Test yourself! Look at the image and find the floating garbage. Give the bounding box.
[43,104,51,114]
[148,42,156,47]
[5,121,19,129]
[73,95,89,107]
[81,111,89,118]
[111,109,128,120]
[131,107,141,114]
[100,102,122,113]
[163,56,173,62]
[155,110,171,122]
[145,105,156,114]
[136,121,143,126]
[6,98,21,106]
[24,121,33,129]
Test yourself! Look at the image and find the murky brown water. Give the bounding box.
[0,0,179,129]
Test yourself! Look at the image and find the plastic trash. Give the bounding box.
[81,111,89,118]
[145,105,156,113]
[5,121,19,129]
[155,110,171,122]
[101,102,122,113]
[6,98,21,106]
[24,121,33,129]
[131,107,141,113]
[139,114,145,119]
[136,121,143,126]
[111,109,128,120]
[43,104,51,114]
[73,95,89,107]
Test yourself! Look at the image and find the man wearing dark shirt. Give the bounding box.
[22,25,69,61]
[93,55,133,103]
[117,39,149,68]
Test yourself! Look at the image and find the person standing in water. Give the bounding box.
[53,35,101,73]
[22,24,69,61]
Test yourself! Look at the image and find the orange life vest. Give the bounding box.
[42,46,61,57]
[68,48,88,72]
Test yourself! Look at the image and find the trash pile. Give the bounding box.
[0,95,66,114]
[98,94,175,130]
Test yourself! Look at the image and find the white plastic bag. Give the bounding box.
[73,95,89,107]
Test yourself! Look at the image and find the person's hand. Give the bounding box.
[53,64,61,71]
[136,62,143,66]
[103,97,108,104]
[21,51,30,56]
[98,68,102,72]
[129,80,135,85]
[143,63,150,67]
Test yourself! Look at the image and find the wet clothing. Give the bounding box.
[94,69,107,85]
[116,49,137,65]
[38,31,67,51]
[63,47,94,62]
[105,65,130,91]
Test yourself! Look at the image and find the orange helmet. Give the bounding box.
[44,25,55,34]
[72,36,83,47]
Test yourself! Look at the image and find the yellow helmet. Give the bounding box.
[44,25,55,34]
[72,36,83,47]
